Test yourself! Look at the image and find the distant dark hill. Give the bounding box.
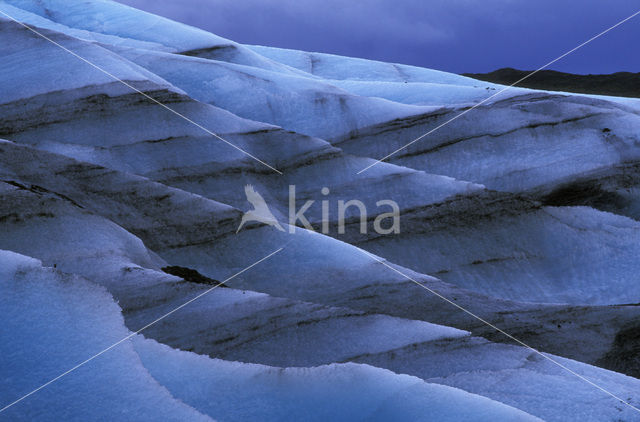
[463,68,640,98]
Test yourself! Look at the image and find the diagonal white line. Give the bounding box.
[0,9,283,175]
[359,249,640,413]
[0,246,285,414]
[357,8,640,174]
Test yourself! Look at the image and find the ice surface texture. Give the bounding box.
[2,0,640,421]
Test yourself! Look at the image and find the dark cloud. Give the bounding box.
[117,0,640,74]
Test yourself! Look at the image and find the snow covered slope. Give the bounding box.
[0,0,303,73]
[134,338,544,422]
[4,20,640,306]
[1,250,545,421]
[0,250,212,421]
[2,0,640,420]
[2,138,640,421]
[110,45,437,140]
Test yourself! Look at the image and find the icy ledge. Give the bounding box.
[0,249,540,421]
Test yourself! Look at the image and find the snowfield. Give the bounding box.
[1,0,640,421]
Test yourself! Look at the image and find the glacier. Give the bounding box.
[1,0,640,421]
[1,250,544,421]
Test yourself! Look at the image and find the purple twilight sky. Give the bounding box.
[117,0,640,75]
